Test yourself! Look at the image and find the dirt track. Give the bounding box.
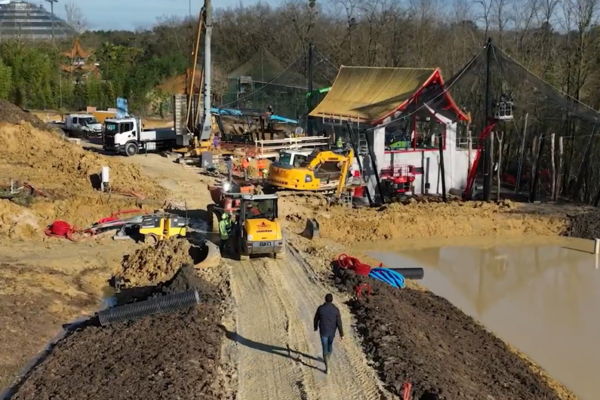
[225,255,391,400]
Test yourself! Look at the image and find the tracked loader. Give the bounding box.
[266,148,356,198]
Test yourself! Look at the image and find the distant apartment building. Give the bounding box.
[0,0,75,41]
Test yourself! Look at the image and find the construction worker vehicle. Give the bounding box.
[51,114,103,138]
[113,213,188,244]
[234,194,284,260]
[278,149,312,167]
[206,180,255,229]
[103,116,177,156]
[266,148,356,197]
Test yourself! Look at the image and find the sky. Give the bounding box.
[47,0,268,31]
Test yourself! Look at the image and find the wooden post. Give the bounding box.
[496,131,504,201]
[556,136,563,201]
[516,113,528,193]
[550,133,556,201]
[530,135,539,201]
[490,131,494,200]
[531,134,545,202]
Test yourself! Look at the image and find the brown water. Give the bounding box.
[370,237,600,400]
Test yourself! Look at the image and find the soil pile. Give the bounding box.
[0,101,48,130]
[115,239,193,288]
[0,122,166,239]
[567,211,600,239]
[334,269,571,400]
[10,266,228,400]
[285,199,567,244]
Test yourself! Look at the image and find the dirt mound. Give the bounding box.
[567,211,600,239]
[116,239,193,288]
[0,101,48,130]
[0,122,166,239]
[10,265,228,400]
[285,200,567,244]
[334,269,568,400]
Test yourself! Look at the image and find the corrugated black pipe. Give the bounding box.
[388,268,424,280]
[98,290,200,326]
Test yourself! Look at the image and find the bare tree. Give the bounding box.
[64,2,88,34]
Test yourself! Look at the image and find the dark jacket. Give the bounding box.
[314,302,344,338]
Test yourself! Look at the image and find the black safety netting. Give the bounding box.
[219,47,333,121]
[427,43,600,129]
[492,45,600,124]
[396,41,600,203]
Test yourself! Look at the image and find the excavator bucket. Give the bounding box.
[301,218,320,240]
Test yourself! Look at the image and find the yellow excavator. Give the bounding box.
[266,148,355,198]
[234,194,284,260]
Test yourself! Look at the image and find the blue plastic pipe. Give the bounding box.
[369,267,405,288]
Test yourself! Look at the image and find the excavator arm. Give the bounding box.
[335,148,354,198]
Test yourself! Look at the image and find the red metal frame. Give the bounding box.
[462,120,497,200]
[374,69,469,125]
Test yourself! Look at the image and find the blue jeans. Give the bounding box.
[320,336,334,359]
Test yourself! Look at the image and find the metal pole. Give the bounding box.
[483,38,493,201]
[438,132,447,202]
[51,1,54,43]
[307,42,314,136]
[515,112,528,193]
[200,0,212,141]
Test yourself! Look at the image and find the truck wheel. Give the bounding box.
[238,239,249,261]
[144,234,158,245]
[125,142,139,157]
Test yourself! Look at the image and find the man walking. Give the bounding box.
[313,293,344,374]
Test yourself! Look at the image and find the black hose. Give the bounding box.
[388,267,424,280]
[98,290,200,326]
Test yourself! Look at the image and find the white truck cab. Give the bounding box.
[64,114,103,137]
[103,116,177,156]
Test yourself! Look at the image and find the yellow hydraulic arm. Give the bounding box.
[335,148,354,198]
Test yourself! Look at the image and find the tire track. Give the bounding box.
[268,252,396,400]
[229,258,308,400]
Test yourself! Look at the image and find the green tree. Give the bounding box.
[0,58,12,99]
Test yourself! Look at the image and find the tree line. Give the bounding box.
[1,0,600,203]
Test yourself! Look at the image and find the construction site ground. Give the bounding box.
[0,116,593,399]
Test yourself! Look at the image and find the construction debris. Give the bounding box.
[8,266,228,400]
[114,238,194,289]
[0,122,166,239]
[334,267,567,400]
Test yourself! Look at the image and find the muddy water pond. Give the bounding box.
[370,237,600,400]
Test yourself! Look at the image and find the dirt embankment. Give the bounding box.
[0,122,166,239]
[566,211,600,239]
[9,265,232,400]
[333,268,574,400]
[0,101,50,130]
[285,198,568,244]
[115,239,194,288]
